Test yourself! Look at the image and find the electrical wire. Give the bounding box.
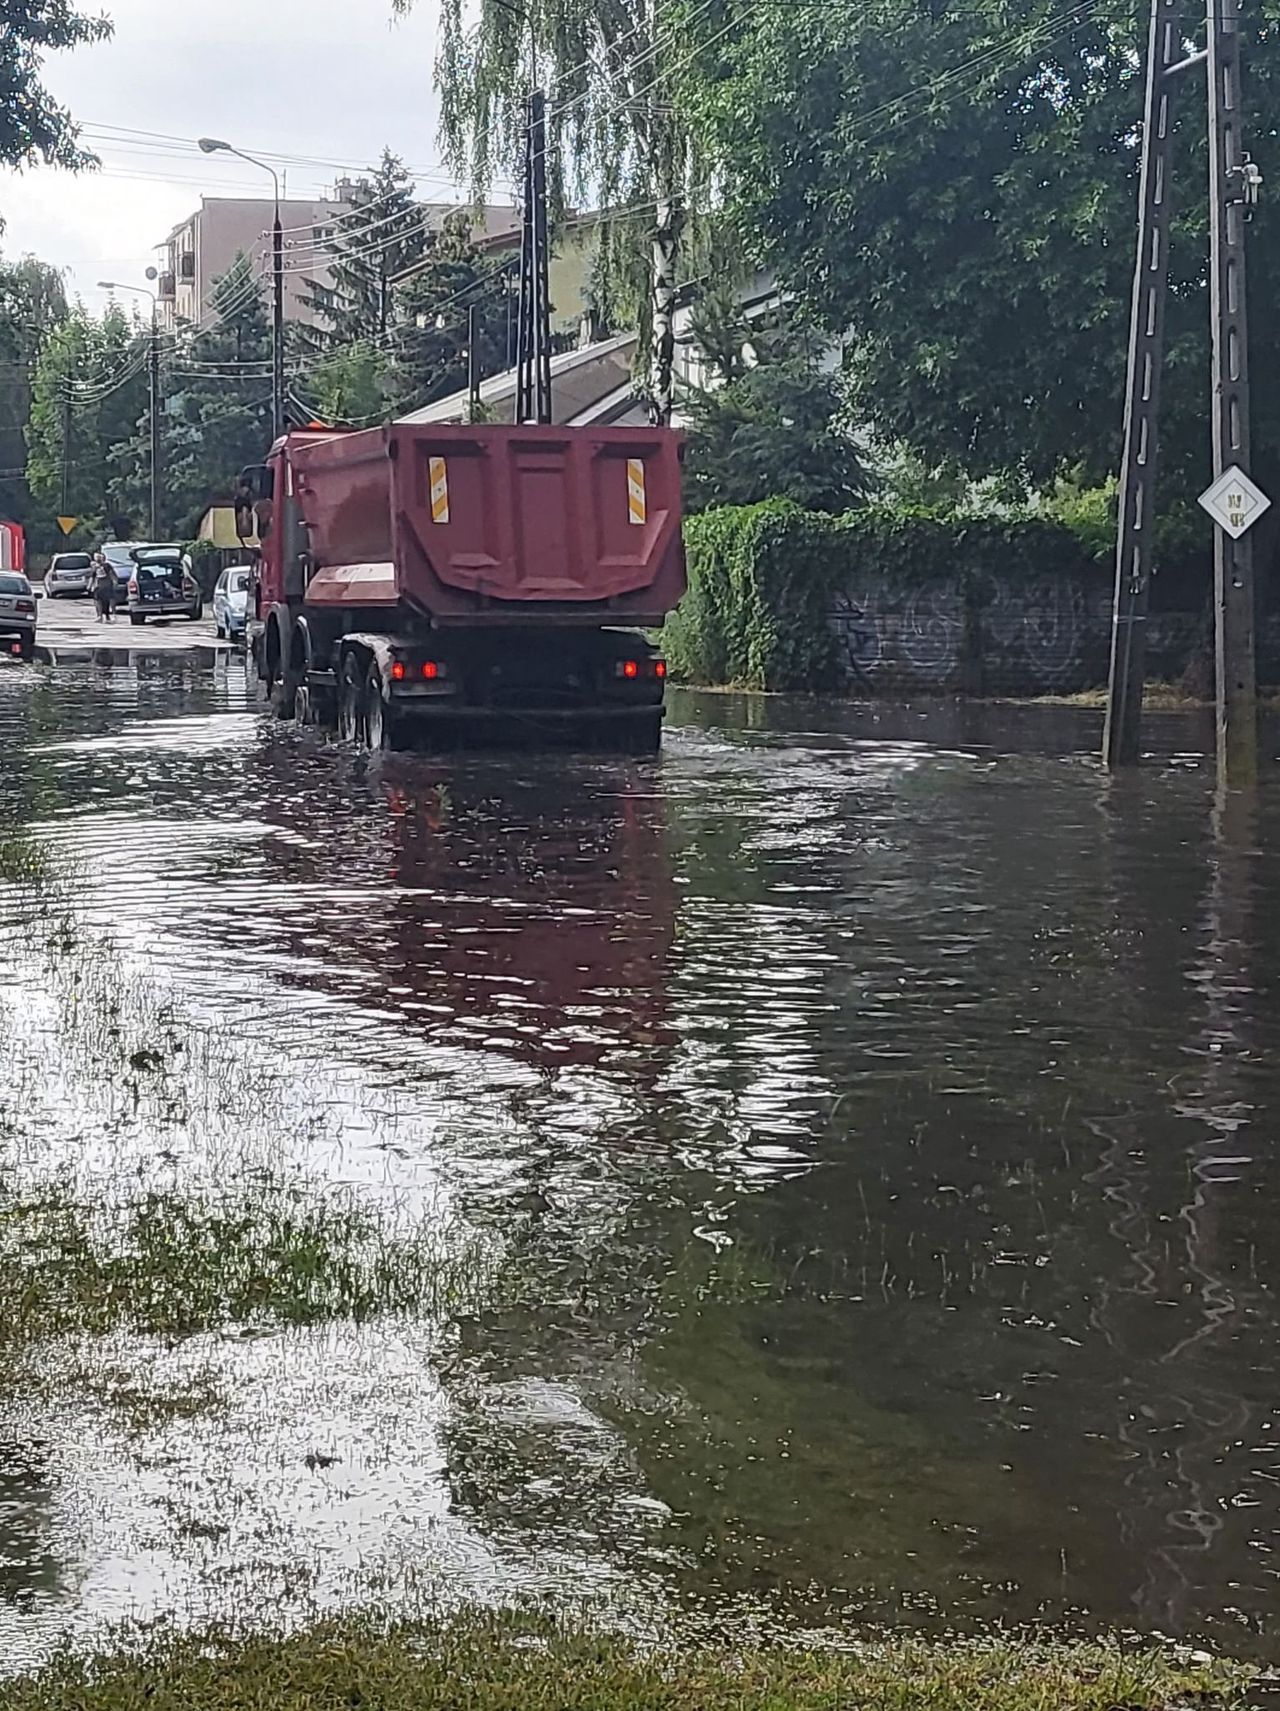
[62,0,1108,409]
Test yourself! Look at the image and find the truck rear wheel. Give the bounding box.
[619,713,663,756]
[363,661,394,751]
[337,653,362,742]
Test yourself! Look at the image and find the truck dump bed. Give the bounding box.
[290,420,685,627]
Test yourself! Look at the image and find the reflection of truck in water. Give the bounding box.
[233,751,677,1073]
[237,420,686,753]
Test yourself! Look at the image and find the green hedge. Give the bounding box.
[664,501,1101,691]
[664,502,850,691]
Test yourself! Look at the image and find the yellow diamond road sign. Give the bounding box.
[1198,466,1271,541]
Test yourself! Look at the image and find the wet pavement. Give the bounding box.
[32,588,231,658]
[0,646,1278,1665]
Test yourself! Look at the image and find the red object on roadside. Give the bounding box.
[0,522,25,574]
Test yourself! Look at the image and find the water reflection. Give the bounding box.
[1,666,1278,1656]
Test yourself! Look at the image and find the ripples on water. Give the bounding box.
[0,656,1277,1661]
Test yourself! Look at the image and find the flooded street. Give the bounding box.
[1,652,1277,1668]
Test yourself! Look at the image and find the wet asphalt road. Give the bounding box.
[32,586,234,656]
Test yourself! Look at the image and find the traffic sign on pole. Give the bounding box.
[1198,465,1270,540]
[56,515,78,536]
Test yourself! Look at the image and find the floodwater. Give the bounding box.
[0,650,1278,1667]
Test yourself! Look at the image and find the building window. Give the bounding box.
[179,253,196,280]
[312,224,334,244]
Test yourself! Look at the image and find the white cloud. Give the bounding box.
[0,0,502,311]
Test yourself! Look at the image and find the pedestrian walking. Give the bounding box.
[91,553,115,623]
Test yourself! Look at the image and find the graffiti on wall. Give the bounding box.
[829,571,1112,695]
[831,591,881,686]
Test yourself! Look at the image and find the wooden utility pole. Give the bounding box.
[1206,0,1259,784]
[1103,0,1192,766]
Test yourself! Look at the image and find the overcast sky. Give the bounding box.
[0,0,513,312]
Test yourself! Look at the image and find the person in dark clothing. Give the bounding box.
[92,554,115,623]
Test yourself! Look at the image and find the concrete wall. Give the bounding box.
[827,568,1221,697]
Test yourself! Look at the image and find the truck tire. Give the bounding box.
[338,652,365,744]
[269,675,297,719]
[621,713,663,756]
[364,661,394,751]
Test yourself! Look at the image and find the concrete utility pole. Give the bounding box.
[1206,0,1259,783]
[467,302,480,421]
[60,389,72,517]
[198,138,285,439]
[516,90,553,425]
[98,279,161,538]
[1102,0,1189,767]
[1104,0,1263,774]
[148,316,161,540]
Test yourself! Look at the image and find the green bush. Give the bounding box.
[665,501,849,691]
[666,501,1101,691]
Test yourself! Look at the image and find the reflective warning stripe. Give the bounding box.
[429,456,450,524]
[627,457,646,526]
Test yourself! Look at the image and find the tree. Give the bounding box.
[298,150,427,355]
[110,256,275,537]
[302,345,389,426]
[684,362,873,514]
[391,0,704,421]
[26,305,147,531]
[677,0,1280,494]
[1,2,112,173]
[388,213,517,414]
[0,254,67,543]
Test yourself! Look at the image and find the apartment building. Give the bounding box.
[156,197,523,333]
[155,197,350,331]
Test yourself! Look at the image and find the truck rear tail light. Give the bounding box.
[390,660,407,682]
[655,660,667,679]
[421,660,440,680]
[620,659,639,679]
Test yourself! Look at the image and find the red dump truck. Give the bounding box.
[237,419,686,752]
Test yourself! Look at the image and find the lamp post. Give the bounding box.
[198,137,284,440]
[98,277,161,540]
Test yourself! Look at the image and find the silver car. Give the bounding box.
[45,551,95,597]
[0,571,38,661]
[213,566,251,640]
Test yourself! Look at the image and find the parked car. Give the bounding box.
[126,547,202,625]
[0,571,39,660]
[212,566,251,640]
[99,541,153,608]
[45,551,95,597]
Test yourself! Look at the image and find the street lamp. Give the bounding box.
[198,137,285,440]
[99,277,161,541]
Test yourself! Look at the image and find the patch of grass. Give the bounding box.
[1026,682,1203,710]
[0,1175,495,1347]
[0,1613,1254,1709]
[0,835,51,887]
[68,1360,227,1432]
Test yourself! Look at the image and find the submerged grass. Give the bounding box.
[0,831,498,1374]
[0,1614,1255,1710]
[0,1174,494,1347]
